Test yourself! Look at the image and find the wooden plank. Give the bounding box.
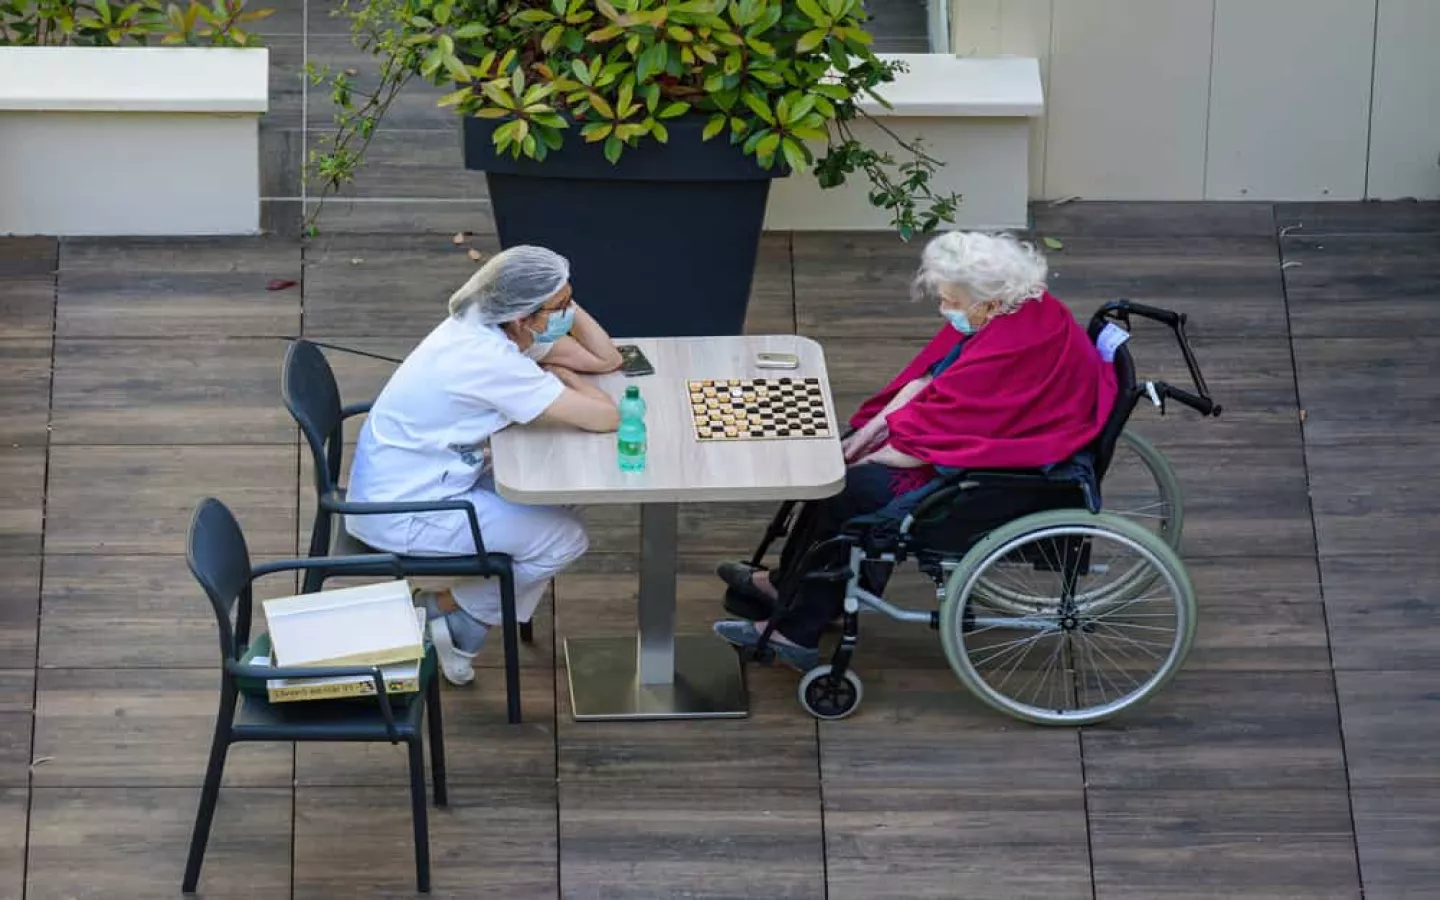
[0,669,35,786]
[294,784,558,898]
[1294,337,1440,439]
[0,788,23,900]
[1088,789,1360,899]
[1351,787,1440,900]
[820,668,1090,899]
[1182,557,1330,671]
[0,339,51,446]
[1276,201,1440,235]
[303,234,498,337]
[323,129,489,201]
[0,556,38,663]
[295,665,555,786]
[27,786,291,900]
[793,232,931,340]
[1335,669,1440,791]
[491,336,846,505]
[1080,670,1348,791]
[304,198,498,236]
[1320,555,1440,671]
[38,556,294,669]
[1282,235,1440,338]
[32,668,292,788]
[1128,419,1315,559]
[0,278,55,340]
[259,125,301,198]
[746,232,795,336]
[1042,236,1289,339]
[1030,201,1278,238]
[560,782,823,900]
[0,447,44,556]
[306,36,456,130]
[1306,442,1438,557]
[1044,0,1215,200]
[56,236,301,339]
[556,674,822,899]
[1206,0,1375,200]
[0,235,56,275]
[45,446,297,556]
[262,35,304,130]
[51,338,295,445]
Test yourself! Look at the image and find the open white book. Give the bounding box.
[262,580,423,669]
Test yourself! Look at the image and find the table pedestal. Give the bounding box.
[563,503,749,720]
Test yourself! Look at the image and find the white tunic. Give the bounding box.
[345,313,564,551]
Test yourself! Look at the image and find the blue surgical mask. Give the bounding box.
[532,306,575,343]
[943,308,976,335]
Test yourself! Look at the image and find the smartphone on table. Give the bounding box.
[755,351,799,370]
[617,344,655,377]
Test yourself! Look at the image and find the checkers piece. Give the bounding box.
[686,377,834,442]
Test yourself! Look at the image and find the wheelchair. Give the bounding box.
[734,300,1222,725]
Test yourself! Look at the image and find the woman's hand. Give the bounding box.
[857,445,926,469]
[841,420,888,464]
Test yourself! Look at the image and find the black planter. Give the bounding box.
[463,115,783,338]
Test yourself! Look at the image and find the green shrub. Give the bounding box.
[0,0,272,47]
[308,0,961,238]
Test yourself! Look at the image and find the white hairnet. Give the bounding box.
[447,245,571,324]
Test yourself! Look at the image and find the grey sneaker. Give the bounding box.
[713,620,819,672]
[427,616,477,686]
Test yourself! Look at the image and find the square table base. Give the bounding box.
[564,635,749,721]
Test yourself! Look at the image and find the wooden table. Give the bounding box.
[490,335,846,720]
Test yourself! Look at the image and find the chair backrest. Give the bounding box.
[186,497,255,662]
[282,340,345,498]
[1086,340,1141,481]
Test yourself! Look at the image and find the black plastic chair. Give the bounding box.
[281,339,529,724]
[182,497,448,894]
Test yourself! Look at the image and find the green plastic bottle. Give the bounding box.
[617,385,647,471]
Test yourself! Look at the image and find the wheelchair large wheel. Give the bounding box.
[973,429,1183,616]
[940,509,1196,726]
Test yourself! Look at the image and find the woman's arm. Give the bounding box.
[543,305,623,373]
[857,444,928,468]
[534,367,620,432]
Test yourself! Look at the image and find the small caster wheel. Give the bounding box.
[798,665,863,720]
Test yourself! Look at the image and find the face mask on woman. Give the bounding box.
[532,305,575,343]
[942,307,977,335]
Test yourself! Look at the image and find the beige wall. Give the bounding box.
[950,0,1440,201]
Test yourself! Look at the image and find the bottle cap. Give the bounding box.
[624,385,640,399]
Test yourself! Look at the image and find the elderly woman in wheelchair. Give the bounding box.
[714,231,1222,724]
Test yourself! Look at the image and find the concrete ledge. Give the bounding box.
[765,54,1043,232]
[0,46,268,113]
[0,47,268,236]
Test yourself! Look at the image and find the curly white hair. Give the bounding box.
[909,231,1049,314]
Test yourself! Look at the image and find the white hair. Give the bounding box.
[910,231,1049,314]
[447,245,570,324]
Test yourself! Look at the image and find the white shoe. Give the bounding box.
[428,616,477,686]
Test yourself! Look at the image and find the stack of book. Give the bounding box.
[254,581,427,703]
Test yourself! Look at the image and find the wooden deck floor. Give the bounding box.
[5,3,1440,895]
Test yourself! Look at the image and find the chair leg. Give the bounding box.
[182,728,230,893]
[499,570,523,725]
[519,620,535,644]
[408,738,432,893]
[427,665,448,808]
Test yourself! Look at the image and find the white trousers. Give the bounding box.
[348,477,588,625]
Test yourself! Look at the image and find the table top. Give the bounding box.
[491,335,847,505]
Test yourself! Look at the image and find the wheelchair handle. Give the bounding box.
[1158,382,1222,417]
[1103,300,1183,329]
[1092,299,1220,420]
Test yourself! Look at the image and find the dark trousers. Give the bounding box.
[771,464,915,648]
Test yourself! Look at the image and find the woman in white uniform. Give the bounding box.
[345,246,622,685]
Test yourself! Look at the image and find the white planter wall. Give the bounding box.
[951,0,1440,201]
[0,47,269,236]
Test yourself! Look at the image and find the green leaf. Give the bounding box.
[788,95,816,123]
[659,101,690,119]
[741,92,774,124]
[755,132,780,159]
[571,59,592,84]
[1042,236,1064,251]
[587,91,615,118]
[582,122,613,142]
[797,0,828,24]
[603,135,623,163]
[454,23,488,39]
[438,87,472,107]
[515,9,555,23]
[780,137,808,172]
[796,28,827,53]
[702,113,726,140]
[650,120,669,142]
[745,37,775,57]
[542,25,565,52]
